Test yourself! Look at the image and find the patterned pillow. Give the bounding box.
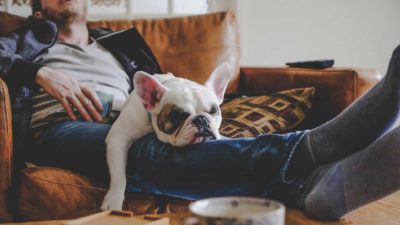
[219,87,315,138]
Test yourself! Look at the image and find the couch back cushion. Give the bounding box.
[87,11,240,92]
[0,11,241,93]
[0,12,25,36]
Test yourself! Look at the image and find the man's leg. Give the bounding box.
[30,121,111,181]
[299,126,400,220]
[291,45,400,172]
[126,131,305,200]
[31,121,306,201]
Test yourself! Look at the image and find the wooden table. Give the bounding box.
[2,192,400,225]
[285,191,400,225]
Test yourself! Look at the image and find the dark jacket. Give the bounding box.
[0,16,162,157]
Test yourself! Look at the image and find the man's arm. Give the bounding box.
[0,32,43,88]
[0,32,103,122]
[36,67,104,122]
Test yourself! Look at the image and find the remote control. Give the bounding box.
[286,59,334,69]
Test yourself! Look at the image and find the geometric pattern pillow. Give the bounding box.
[219,87,315,138]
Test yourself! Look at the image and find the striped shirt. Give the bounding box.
[31,38,131,129]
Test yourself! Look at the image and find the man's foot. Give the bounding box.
[298,126,400,220]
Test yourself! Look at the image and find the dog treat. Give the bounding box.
[110,210,134,217]
[63,210,169,225]
[144,214,163,220]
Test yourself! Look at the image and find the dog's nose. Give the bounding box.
[200,129,216,140]
[192,115,210,127]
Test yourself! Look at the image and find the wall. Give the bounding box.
[237,0,400,75]
[0,0,209,19]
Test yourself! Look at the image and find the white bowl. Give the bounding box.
[189,197,285,225]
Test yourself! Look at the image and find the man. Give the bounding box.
[1,0,400,220]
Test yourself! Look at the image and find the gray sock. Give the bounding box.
[300,126,400,220]
[292,45,400,171]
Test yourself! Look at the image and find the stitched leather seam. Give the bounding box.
[0,79,11,188]
[263,69,356,74]
[22,167,107,191]
[22,171,154,199]
[243,68,356,88]
[24,175,107,191]
[23,175,156,200]
[157,46,239,57]
[351,70,357,101]
[22,172,109,193]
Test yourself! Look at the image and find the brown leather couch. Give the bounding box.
[0,11,380,222]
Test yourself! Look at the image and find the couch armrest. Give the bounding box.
[0,78,13,221]
[238,67,381,128]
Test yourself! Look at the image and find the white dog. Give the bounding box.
[101,63,234,210]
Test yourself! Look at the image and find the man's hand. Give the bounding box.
[35,66,104,122]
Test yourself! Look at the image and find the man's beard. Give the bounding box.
[41,8,86,27]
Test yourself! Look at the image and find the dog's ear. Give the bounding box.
[205,63,234,104]
[134,71,168,112]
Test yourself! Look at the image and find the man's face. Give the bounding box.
[38,0,88,24]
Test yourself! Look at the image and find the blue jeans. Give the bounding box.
[30,121,307,206]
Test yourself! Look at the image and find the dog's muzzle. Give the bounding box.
[192,115,216,141]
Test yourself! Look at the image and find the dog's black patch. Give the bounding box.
[157,104,190,134]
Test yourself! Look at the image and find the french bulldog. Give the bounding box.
[101,63,233,210]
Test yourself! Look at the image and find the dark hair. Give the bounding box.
[31,0,42,14]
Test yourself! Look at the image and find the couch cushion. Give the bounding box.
[239,67,381,129]
[0,79,13,222]
[0,12,25,36]
[219,87,315,138]
[17,166,190,221]
[87,11,240,93]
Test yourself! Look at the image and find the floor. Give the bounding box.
[1,192,400,225]
[285,191,400,225]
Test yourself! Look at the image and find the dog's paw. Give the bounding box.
[101,189,125,211]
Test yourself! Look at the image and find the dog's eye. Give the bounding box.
[171,109,190,124]
[209,105,218,114]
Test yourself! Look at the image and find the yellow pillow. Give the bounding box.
[219,87,315,138]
